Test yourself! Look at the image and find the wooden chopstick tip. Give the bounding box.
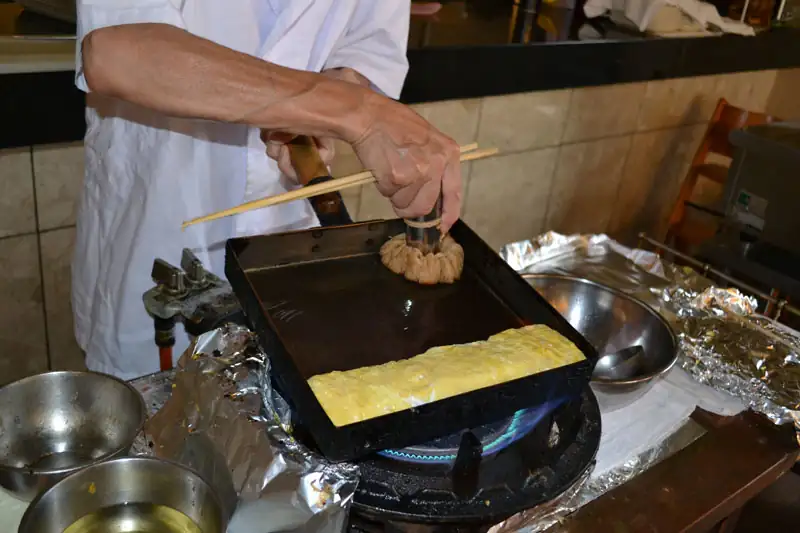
[459,142,479,154]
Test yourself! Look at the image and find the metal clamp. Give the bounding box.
[143,249,244,369]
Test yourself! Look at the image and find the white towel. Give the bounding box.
[584,0,755,35]
[593,366,745,477]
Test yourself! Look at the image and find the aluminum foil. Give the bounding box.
[128,230,797,533]
[677,296,800,426]
[492,231,800,530]
[502,231,800,426]
[488,418,704,533]
[138,324,359,533]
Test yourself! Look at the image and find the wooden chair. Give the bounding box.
[665,98,780,253]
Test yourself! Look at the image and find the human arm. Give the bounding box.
[262,68,372,180]
[80,18,460,228]
[316,1,462,228]
[82,23,372,143]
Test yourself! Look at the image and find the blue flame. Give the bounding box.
[377,397,565,465]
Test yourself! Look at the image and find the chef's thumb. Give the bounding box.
[316,137,336,167]
[260,130,297,145]
[265,143,298,180]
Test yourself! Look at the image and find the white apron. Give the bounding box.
[73,0,410,379]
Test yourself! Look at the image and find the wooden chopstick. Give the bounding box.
[182,144,497,229]
[459,142,479,154]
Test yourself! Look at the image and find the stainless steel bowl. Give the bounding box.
[525,274,678,411]
[18,456,227,533]
[0,371,146,500]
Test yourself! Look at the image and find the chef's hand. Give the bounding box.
[350,95,462,233]
[261,130,335,181]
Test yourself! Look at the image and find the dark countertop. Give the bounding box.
[2,1,800,148]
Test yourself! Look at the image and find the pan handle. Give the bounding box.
[260,132,353,226]
[287,135,330,186]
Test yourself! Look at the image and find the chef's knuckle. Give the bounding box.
[442,137,458,157]
[391,174,413,189]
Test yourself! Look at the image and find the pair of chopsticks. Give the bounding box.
[181,143,498,229]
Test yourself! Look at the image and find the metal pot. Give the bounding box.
[18,456,228,533]
[0,371,146,501]
[525,274,678,412]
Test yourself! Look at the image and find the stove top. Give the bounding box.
[142,249,601,532]
[349,387,601,532]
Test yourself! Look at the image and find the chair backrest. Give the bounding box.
[665,99,780,248]
[703,98,779,160]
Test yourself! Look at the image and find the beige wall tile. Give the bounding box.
[412,98,482,146]
[562,83,646,143]
[33,142,84,231]
[637,76,719,131]
[0,234,49,385]
[609,125,706,241]
[715,70,777,113]
[357,184,396,222]
[546,137,631,235]
[40,227,85,372]
[477,90,571,153]
[0,148,35,238]
[329,140,363,178]
[462,149,558,250]
[766,68,800,119]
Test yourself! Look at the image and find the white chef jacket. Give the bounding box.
[73,0,410,379]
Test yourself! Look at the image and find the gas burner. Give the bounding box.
[377,398,566,465]
[350,386,601,531]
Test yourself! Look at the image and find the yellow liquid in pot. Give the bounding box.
[63,502,203,533]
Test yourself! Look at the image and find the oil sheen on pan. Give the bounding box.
[248,253,527,379]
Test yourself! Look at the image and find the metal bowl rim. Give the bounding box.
[0,370,147,476]
[19,456,227,532]
[523,273,679,385]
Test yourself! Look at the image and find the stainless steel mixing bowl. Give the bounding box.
[18,456,227,533]
[525,274,678,411]
[0,371,146,500]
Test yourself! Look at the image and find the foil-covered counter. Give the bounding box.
[130,322,702,533]
[503,232,800,427]
[131,325,358,533]
[128,231,799,532]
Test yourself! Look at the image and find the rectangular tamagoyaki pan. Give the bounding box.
[225,218,598,461]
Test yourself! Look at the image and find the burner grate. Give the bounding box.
[352,386,601,527]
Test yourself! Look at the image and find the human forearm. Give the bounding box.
[82,23,375,143]
[83,22,462,228]
[261,67,374,178]
[322,67,372,89]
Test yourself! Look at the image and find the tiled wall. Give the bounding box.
[767,68,800,119]
[0,143,85,384]
[0,69,783,381]
[333,69,779,250]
